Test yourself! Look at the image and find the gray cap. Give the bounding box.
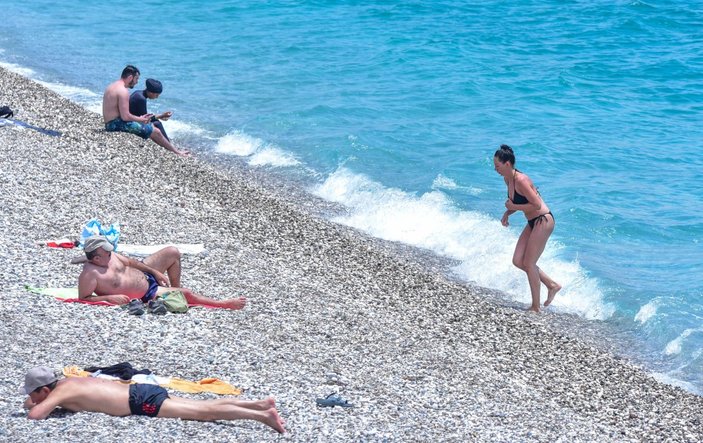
[70,235,114,264]
[19,367,58,395]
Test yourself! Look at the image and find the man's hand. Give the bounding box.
[153,271,170,287]
[139,114,153,124]
[159,111,173,121]
[105,294,130,305]
[24,397,36,410]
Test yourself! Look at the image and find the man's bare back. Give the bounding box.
[28,378,131,419]
[102,79,132,123]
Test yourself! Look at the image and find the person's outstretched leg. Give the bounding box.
[169,287,246,310]
[144,247,182,287]
[158,397,285,433]
[165,396,275,411]
[150,126,190,157]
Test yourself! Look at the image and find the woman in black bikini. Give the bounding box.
[493,144,561,312]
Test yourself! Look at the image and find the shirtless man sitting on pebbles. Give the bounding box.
[75,235,246,309]
[21,367,285,433]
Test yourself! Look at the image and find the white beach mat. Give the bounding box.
[118,243,207,257]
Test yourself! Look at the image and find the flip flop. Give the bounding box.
[316,393,354,408]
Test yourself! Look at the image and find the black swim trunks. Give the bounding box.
[128,384,169,417]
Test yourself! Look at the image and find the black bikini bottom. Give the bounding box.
[528,212,554,229]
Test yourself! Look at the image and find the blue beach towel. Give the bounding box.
[0,116,61,137]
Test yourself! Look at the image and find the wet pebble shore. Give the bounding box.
[0,67,702,442]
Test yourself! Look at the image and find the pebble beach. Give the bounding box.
[0,66,702,442]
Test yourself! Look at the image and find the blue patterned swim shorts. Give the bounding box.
[105,117,153,139]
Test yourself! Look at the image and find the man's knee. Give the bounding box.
[164,246,181,260]
[150,126,163,139]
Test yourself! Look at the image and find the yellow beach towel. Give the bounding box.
[167,377,241,395]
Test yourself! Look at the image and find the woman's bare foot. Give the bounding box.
[223,297,247,310]
[544,284,562,307]
[527,306,540,313]
[262,407,286,434]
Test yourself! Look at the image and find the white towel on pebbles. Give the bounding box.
[118,243,207,256]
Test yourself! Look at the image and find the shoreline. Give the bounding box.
[1,66,702,441]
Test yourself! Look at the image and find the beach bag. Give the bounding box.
[161,290,189,313]
[80,218,121,250]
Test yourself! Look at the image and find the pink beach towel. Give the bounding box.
[24,285,222,309]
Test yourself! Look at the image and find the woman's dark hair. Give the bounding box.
[494,144,515,165]
[32,380,57,393]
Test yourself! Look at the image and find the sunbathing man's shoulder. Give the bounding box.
[79,263,100,275]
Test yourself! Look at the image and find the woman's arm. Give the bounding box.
[507,175,542,212]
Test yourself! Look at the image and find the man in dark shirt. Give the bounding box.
[129,78,173,142]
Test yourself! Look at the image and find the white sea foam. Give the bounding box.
[432,174,458,190]
[431,174,483,196]
[249,147,300,167]
[215,131,263,156]
[664,336,683,355]
[0,61,34,77]
[36,80,102,112]
[214,131,299,167]
[160,119,209,138]
[313,167,615,320]
[664,328,702,355]
[635,299,659,324]
[651,372,701,396]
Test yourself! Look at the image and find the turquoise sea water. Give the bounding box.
[2,1,702,393]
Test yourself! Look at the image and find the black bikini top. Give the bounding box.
[509,170,530,205]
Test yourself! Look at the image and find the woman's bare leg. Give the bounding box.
[513,224,561,309]
[522,218,558,312]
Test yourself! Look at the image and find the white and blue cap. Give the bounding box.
[20,366,58,395]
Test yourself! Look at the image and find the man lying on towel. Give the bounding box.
[74,236,246,309]
[20,367,285,433]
